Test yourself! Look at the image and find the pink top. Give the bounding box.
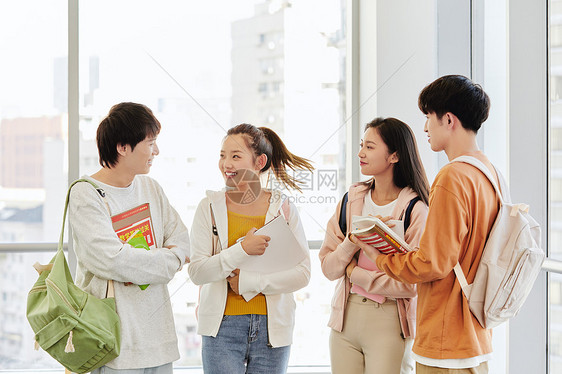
[351,251,385,303]
[319,184,429,338]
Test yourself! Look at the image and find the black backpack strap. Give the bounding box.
[338,192,349,236]
[403,196,421,234]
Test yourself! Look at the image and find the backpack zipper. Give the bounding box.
[29,285,47,293]
[503,251,528,290]
[45,278,79,315]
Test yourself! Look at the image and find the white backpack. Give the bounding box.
[451,156,545,329]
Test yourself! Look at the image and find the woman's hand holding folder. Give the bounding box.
[240,227,271,256]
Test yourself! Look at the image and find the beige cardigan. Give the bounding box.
[188,189,311,347]
[319,184,428,338]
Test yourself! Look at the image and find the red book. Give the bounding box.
[112,203,155,247]
[351,216,411,254]
[111,203,154,290]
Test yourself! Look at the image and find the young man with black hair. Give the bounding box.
[356,75,500,373]
[69,102,190,373]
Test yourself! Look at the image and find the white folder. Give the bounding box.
[238,214,307,273]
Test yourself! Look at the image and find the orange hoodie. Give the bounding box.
[376,152,500,359]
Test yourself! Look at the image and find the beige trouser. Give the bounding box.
[416,361,488,374]
[330,294,406,374]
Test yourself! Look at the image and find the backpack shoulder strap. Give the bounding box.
[449,157,492,297]
[60,178,107,249]
[62,178,114,297]
[403,196,421,234]
[449,157,506,302]
[453,262,472,299]
[338,192,349,236]
[450,155,504,202]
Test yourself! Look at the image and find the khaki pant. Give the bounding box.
[330,294,406,374]
[416,361,488,374]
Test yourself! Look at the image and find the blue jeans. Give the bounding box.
[202,314,291,374]
[90,363,173,374]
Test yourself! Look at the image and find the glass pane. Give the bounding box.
[550,1,562,372]
[0,0,68,244]
[0,252,64,369]
[0,0,67,367]
[552,275,562,374]
[79,0,346,367]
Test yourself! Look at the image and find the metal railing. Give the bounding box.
[0,243,66,252]
[2,242,562,275]
[541,258,562,274]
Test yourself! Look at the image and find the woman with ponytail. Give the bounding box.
[319,117,430,374]
[188,124,313,374]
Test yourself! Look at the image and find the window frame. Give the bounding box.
[1,1,559,373]
[507,0,549,373]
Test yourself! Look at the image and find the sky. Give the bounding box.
[0,0,341,119]
[0,0,259,117]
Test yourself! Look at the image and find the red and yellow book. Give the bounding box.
[351,216,411,254]
[112,203,154,290]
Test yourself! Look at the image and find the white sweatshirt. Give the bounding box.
[188,189,311,347]
[68,175,189,369]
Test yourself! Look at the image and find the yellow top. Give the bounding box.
[224,210,267,315]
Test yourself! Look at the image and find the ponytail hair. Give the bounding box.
[226,124,314,191]
[362,117,429,205]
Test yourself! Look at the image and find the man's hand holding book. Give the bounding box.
[349,214,411,263]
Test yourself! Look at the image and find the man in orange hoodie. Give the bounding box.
[356,75,500,374]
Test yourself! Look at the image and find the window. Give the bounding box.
[551,2,562,372]
[0,2,345,370]
[258,82,269,96]
[0,0,69,369]
[77,0,346,369]
[6,1,543,373]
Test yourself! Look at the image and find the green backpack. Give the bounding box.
[27,179,121,373]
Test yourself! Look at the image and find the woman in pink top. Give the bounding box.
[319,117,430,374]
